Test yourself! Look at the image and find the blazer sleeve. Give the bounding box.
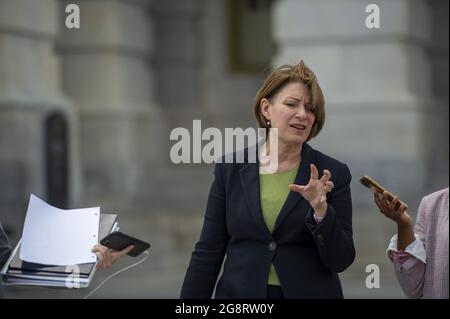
[305,163,356,273]
[180,163,229,298]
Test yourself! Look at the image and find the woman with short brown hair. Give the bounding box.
[181,61,355,299]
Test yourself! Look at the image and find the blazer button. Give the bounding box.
[268,241,277,252]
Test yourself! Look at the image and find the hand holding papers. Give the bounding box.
[20,194,100,266]
[1,195,118,288]
[1,195,148,291]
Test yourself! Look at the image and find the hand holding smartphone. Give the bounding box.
[360,175,408,210]
[100,232,150,257]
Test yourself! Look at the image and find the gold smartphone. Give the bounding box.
[360,175,408,210]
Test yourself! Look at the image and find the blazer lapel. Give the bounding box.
[240,157,273,240]
[273,143,315,234]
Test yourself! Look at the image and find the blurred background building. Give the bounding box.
[0,0,448,298]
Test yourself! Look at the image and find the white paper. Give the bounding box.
[20,194,100,266]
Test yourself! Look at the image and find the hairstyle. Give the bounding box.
[252,61,325,141]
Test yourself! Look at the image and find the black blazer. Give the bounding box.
[180,143,355,299]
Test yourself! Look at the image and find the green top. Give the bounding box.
[259,165,299,285]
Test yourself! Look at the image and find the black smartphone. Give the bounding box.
[100,232,150,257]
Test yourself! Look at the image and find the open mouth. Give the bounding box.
[290,123,307,132]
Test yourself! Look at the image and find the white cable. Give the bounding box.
[83,250,149,299]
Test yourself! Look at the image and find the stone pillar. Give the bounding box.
[58,0,164,214]
[0,0,78,240]
[426,0,449,191]
[200,0,262,129]
[153,0,203,118]
[272,0,438,297]
[273,0,435,210]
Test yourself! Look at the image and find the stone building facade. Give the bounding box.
[0,0,447,298]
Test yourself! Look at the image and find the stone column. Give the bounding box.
[58,0,164,214]
[273,0,435,209]
[426,0,449,191]
[153,0,203,119]
[0,0,78,239]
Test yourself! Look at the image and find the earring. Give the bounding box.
[266,120,271,127]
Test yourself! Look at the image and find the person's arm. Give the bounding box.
[397,221,415,251]
[374,191,415,250]
[290,163,356,272]
[180,163,229,298]
[394,197,427,299]
[375,192,427,298]
[307,163,355,272]
[0,222,12,270]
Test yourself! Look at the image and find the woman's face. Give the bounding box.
[261,81,316,147]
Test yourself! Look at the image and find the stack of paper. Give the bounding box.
[1,195,118,288]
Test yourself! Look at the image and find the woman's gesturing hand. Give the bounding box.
[289,164,334,218]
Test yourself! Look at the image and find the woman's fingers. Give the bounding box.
[389,196,400,211]
[374,191,388,215]
[93,246,106,270]
[320,170,332,184]
[374,192,383,211]
[92,244,112,269]
[382,191,393,205]
[373,191,380,205]
[310,164,319,180]
[94,251,104,269]
[105,246,112,268]
[112,245,134,263]
[290,168,332,207]
[289,184,304,194]
[373,190,407,222]
[92,244,134,270]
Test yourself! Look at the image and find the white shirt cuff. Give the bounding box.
[386,233,426,264]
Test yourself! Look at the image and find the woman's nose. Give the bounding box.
[295,106,307,118]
